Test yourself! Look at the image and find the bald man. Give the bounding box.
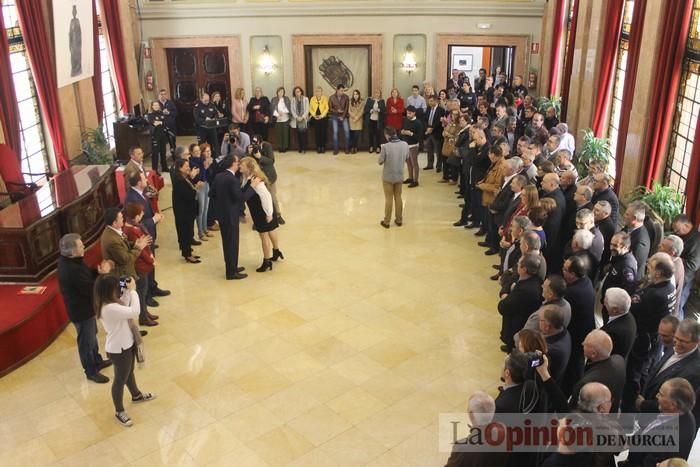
[571,330,626,412]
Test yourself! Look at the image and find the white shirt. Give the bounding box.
[245,176,273,217]
[502,173,516,189]
[275,99,290,123]
[107,225,124,237]
[100,290,140,353]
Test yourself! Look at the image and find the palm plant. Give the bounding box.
[536,95,562,119]
[81,124,114,164]
[626,182,685,229]
[576,129,612,179]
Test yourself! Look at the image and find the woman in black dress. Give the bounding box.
[239,157,283,272]
[171,158,201,264]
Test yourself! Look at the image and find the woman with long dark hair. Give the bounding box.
[290,86,309,153]
[95,274,155,427]
[239,157,283,272]
[171,158,200,264]
[348,89,365,154]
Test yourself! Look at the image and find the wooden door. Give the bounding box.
[166,47,230,135]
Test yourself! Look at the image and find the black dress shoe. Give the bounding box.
[191,239,202,246]
[474,230,487,237]
[146,297,159,307]
[226,273,248,280]
[87,373,110,384]
[98,359,112,370]
[403,178,413,184]
[500,345,511,353]
[463,223,479,229]
[485,248,500,256]
[422,166,433,170]
[490,273,501,281]
[436,168,442,173]
[492,264,501,270]
[458,203,465,208]
[151,288,171,297]
[140,330,148,337]
[277,215,286,225]
[453,221,467,227]
[457,195,464,199]
[477,241,490,247]
[408,182,419,188]
[237,266,246,273]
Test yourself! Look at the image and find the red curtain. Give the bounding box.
[15,0,69,171]
[547,0,568,96]
[612,0,647,191]
[560,0,579,122]
[591,0,625,137]
[686,120,700,223]
[101,0,129,113]
[92,0,104,124]
[641,0,694,187]
[0,1,23,184]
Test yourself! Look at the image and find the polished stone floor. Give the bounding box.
[0,149,506,466]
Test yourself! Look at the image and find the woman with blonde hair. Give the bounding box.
[385,88,404,130]
[232,87,249,126]
[239,157,283,272]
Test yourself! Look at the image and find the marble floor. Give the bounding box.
[0,148,507,466]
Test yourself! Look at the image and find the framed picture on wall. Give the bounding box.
[454,54,473,72]
[304,45,371,98]
[53,0,94,87]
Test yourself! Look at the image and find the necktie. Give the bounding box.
[429,107,435,126]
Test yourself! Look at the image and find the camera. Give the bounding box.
[119,276,131,292]
[524,351,544,369]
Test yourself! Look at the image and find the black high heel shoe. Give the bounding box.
[271,248,284,261]
[256,258,273,272]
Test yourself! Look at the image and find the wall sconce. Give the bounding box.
[259,45,275,75]
[401,44,417,75]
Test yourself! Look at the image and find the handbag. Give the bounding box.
[442,138,456,157]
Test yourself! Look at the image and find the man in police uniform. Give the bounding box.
[193,93,220,156]
[158,88,178,158]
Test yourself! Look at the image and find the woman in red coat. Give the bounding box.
[123,202,158,326]
[385,88,405,130]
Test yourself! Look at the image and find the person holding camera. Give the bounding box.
[221,124,250,158]
[247,135,284,225]
[57,233,114,384]
[95,274,156,427]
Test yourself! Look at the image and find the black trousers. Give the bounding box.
[368,120,381,149]
[350,130,362,150]
[151,136,168,172]
[107,345,140,413]
[295,128,307,151]
[174,214,194,257]
[622,333,656,412]
[197,127,219,156]
[313,117,328,151]
[220,222,240,278]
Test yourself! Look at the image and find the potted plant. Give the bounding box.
[536,95,561,119]
[81,124,114,165]
[576,129,612,179]
[625,182,684,230]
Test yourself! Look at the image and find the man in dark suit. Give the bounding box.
[636,319,700,413]
[600,232,638,322]
[672,214,700,317]
[594,200,617,269]
[624,202,651,281]
[572,330,626,413]
[626,378,697,466]
[498,254,543,352]
[482,159,522,253]
[210,156,254,280]
[158,88,178,158]
[562,184,594,247]
[561,255,596,395]
[539,304,572,384]
[623,252,677,411]
[540,173,566,273]
[444,391,508,467]
[601,287,637,360]
[591,173,620,226]
[423,95,445,171]
[495,352,529,413]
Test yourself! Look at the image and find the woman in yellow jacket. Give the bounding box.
[309,86,329,153]
[475,143,507,250]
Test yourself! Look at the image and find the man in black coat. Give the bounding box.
[495,352,529,413]
[623,202,651,281]
[210,156,254,280]
[483,160,522,252]
[622,252,677,411]
[672,214,700,317]
[591,173,620,226]
[540,173,566,274]
[498,254,543,352]
[572,330,626,413]
[561,184,594,248]
[561,255,596,395]
[600,232,638,322]
[594,200,617,269]
[57,234,113,383]
[423,95,445,171]
[539,304,572,384]
[601,287,637,360]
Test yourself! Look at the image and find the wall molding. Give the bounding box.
[138,1,545,20]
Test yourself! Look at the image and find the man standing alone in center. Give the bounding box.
[210,156,253,280]
[378,127,409,229]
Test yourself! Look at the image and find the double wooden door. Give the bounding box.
[166,47,230,135]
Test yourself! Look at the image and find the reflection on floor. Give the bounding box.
[0,149,505,466]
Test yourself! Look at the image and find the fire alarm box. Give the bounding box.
[145,71,154,91]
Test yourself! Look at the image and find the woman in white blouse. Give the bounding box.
[95,274,156,427]
[270,87,291,153]
[239,157,283,272]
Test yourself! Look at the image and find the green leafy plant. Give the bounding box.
[576,129,612,179]
[536,95,561,119]
[81,124,114,164]
[625,182,684,228]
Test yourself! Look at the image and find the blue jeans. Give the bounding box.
[73,318,104,376]
[196,182,210,237]
[330,116,350,152]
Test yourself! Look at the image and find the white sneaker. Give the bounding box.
[115,411,133,427]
